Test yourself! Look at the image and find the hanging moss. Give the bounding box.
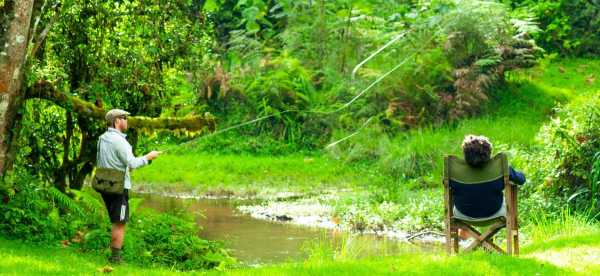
[26,80,216,132]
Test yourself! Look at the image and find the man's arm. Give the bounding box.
[509,167,526,185]
[115,140,148,170]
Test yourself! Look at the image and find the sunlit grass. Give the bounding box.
[374,57,599,183]
[135,58,600,194]
[0,238,173,275]
[133,154,370,195]
[2,215,600,275]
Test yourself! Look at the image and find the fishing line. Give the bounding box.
[162,43,419,153]
[162,1,484,152]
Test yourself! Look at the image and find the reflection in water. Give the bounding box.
[138,194,434,265]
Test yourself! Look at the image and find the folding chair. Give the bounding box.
[443,153,519,255]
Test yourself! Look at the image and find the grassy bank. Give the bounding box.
[134,58,600,193]
[2,217,599,275]
[130,58,600,233]
[133,154,371,195]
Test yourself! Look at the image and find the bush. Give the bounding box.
[123,209,234,271]
[0,172,104,242]
[510,0,600,56]
[80,207,234,271]
[244,52,327,146]
[0,171,233,271]
[520,95,600,217]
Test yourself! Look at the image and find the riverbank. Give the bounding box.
[132,58,600,236]
[2,218,599,275]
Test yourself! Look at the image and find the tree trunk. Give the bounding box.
[0,0,35,176]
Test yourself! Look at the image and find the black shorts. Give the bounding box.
[101,189,129,224]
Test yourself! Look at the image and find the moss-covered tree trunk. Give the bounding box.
[0,0,34,177]
[26,80,216,132]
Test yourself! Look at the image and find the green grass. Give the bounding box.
[135,58,600,194]
[2,218,600,275]
[221,253,571,275]
[371,57,600,182]
[132,154,373,195]
[218,215,600,275]
[0,239,174,275]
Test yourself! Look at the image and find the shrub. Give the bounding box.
[0,172,105,242]
[0,171,233,271]
[244,52,323,144]
[521,95,600,216]
[510,0,600,56]
[124,209,234,270]
[80,207,234,271]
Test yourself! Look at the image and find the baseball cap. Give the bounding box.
[105,109,131,123]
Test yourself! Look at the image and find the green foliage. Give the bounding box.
[22,0,217,190]
[0,172,101,242]
[48,186,85,218]
[209,0,285,45]
[80,207,234,271]
[78,205,234,271]
[80,228,111,252]
[510,0,600,56]
[245,53,320,143]
[0,169,232,270]
[125,209,234,271]
[525,95,600,216]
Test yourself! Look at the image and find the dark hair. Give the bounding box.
[462,135,492,167]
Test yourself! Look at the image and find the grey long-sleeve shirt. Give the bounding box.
[96,128,148,189]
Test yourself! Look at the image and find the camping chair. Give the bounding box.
[443,153,519,255]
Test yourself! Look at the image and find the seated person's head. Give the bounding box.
[461,135,492,167]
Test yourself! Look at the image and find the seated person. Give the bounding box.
[451,135,525,236]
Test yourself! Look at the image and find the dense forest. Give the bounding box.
[1,0,600,274]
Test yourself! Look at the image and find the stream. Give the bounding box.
[139,193,439,265]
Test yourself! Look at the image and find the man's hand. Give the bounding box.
[145,151,161,161]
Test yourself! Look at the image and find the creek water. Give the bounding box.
[139,194,435,265]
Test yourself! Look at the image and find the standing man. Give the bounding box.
[97,109,161,264]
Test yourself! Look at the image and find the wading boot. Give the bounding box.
[108,247,123,264]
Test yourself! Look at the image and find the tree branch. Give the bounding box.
[26,80,216,132]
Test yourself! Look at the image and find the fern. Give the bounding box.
[70,189,105,220]
[48,186,85,218]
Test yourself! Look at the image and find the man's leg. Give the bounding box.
[458,228,470,240]
[109,223,126,264]
[111,222,126,248]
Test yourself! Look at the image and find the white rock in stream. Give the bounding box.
[238,200,338,229]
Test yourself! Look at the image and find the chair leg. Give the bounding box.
[507,222,513,255]
[458,220,506,254]
[512,228,519,256]
[452,227,459,253]
[445,222,453,255]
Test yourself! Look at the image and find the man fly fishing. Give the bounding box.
[94,109,161,264]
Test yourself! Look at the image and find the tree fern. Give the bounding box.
[48,186,85,218]
[70,189,105,220]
